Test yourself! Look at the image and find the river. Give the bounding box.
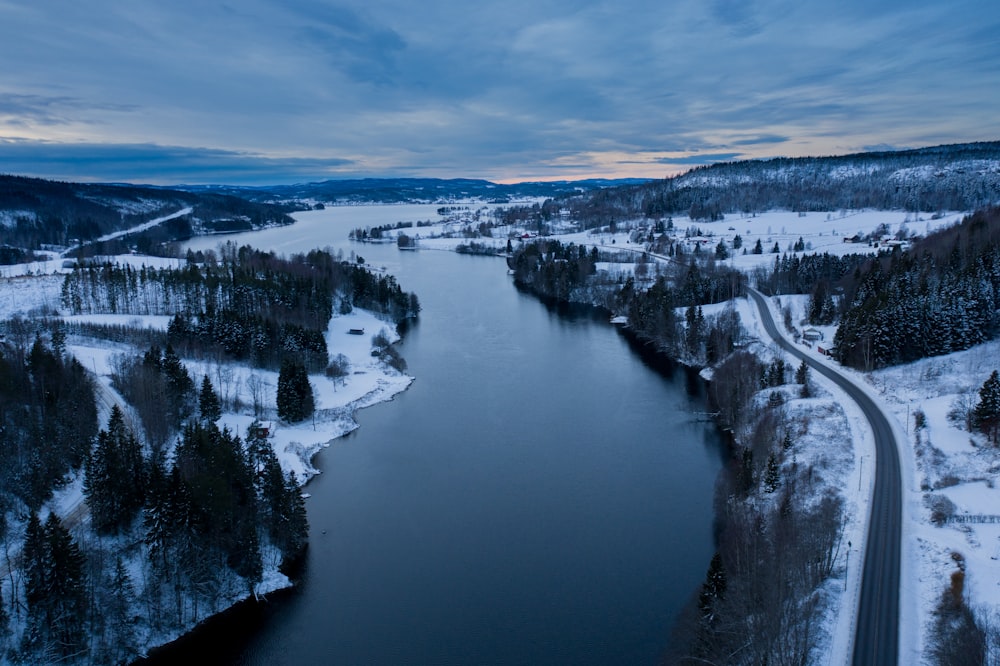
[154,205,724,665]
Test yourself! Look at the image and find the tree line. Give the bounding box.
[833,207,1000,369]
[667,352,845,664]
[61,243,420,371]
[509,239,745,363]
[497,141,1000,230]
[0,174,296,259]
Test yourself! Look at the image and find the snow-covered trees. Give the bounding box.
[199,374,222,422]
[834,207,1000,370]
[277,358,314,423]
[672,351,844,665]
[61,245,420,371]
[973,370,1000,444]
[21,513,88,661]
[84,405,146,534]
[0,333,98,510]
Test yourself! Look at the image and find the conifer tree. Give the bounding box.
[199,374,222,422]
[973,370,1000,443]
[85,405,146,534]
[764,453,781,493]
[22,513,87,659]
[105,556,139,664]
[277,358,314,422]
[796,360,811,397]
[715,239,729,260]
[698,552,726,624]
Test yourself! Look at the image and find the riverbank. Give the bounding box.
[0,258,416,662]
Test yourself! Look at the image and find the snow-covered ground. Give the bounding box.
[733,293,874,666]
[762,293,1000,663]
[0,204,985,662]
[0,250,414,658]
[64,307,411,485]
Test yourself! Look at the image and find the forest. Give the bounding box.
[0,175,297,257]
[498,142,1000,230]
[0,243,420,663]
[61,243,420,372]
[832,206,1000,369]
[509,239,745,365]
[667,352,844,664]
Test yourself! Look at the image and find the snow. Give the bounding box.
[0,246,415,660]
[751,290,1000,663]
[0,203,990,661]
[89,206,193,245]
[867,339,1000,654]
[64,306,412,485]
[739,291,876,666]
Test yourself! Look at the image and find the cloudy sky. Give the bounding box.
[1,0,998,185]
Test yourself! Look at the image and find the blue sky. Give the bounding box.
[0,0,998,185]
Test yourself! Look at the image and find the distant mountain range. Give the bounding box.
[559,141,1000,223]
[1,141,997,260]
[178,177,654,205]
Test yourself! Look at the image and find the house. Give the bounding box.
[250,421,273,439]
[802,327,824,342]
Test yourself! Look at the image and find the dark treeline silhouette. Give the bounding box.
[0,332,309,663]
[0,174,297,258]
[0,332,97,510]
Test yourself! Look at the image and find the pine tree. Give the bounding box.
[698,552,726,624]
[199,374,222,422]
[279,472,309,561]
[277,358,314,422]
[752,239,763,254]
[105,556,139,664]
[161,343,194,422]
[795,359,809,384]
[796,360,811,397]
[973,370,1000,444]
[22,513,87,659]
[85,405,146,534]
[764,453,781,493]
[715,239,729,260]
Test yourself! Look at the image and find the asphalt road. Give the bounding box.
[747,288,900,666]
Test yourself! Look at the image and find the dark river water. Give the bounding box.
[153,225,724,665]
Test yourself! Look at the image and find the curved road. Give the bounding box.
[747,288,900,666]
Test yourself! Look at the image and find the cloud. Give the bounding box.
[0,140,355,185]
[731,135,790,146]
[654,153,744,165]
[0,94,137,126]
[0,0,996,183]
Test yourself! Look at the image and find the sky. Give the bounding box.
[0,0,998,186]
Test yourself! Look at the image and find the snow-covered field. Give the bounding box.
[763,293,1000,663]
